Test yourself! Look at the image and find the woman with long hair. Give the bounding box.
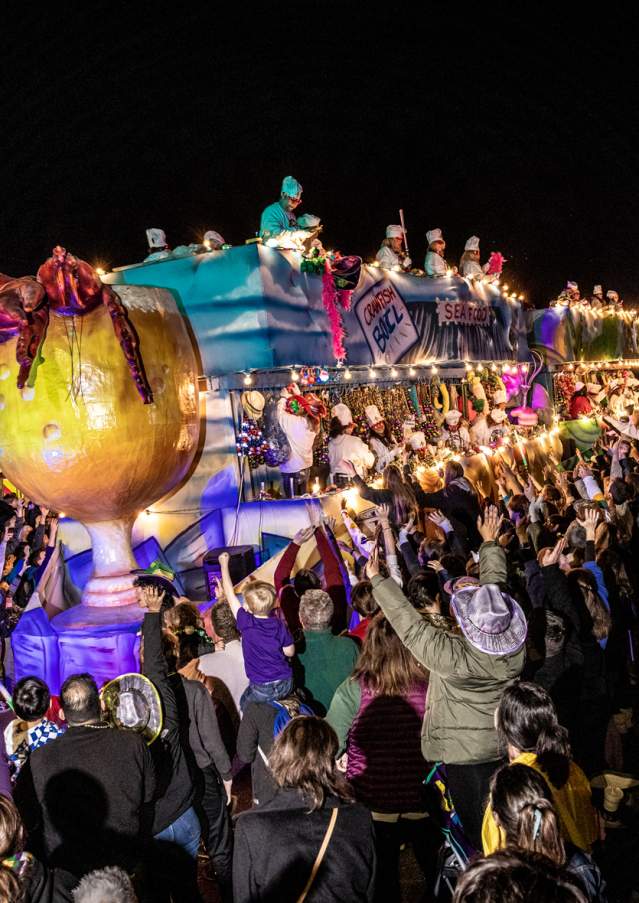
[233,717,375,903]
[488,764,606,901]
[352,463,418,530]
[482,682,598,856]
[327,614,439,901]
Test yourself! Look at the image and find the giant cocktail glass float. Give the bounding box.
[0,248,201,619]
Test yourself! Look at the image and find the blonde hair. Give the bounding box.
[244,581,276,615]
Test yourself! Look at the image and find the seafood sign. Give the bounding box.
[437,298,493,327]
[354,279,419,364]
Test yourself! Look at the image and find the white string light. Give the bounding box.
[243,373,253,386]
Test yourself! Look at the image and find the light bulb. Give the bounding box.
[464,361,472,372]
[503,284,509,292]
[431,365,438,374]
[368,367,376,379]
[409,367,416,376]
[291,369,299,381]
[491,363,497,372]
[344,368,352,380]
[390,367,398,377]
[243,373,253,386]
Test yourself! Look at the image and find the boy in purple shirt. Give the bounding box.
[219,553,295,710]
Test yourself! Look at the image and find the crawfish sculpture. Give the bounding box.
[0,246,153,403]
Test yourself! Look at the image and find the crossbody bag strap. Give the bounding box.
[296,806,339,903]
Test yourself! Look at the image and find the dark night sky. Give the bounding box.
[2,5,639,306]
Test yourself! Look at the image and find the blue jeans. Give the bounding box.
[240,676,294,711]
[154,805,201,859]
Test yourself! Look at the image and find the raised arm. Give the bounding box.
[219,552,242,619]
[274,527,315,593]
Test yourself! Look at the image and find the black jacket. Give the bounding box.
[236,701,280,806]
[411,478,482,551]
[142,612,194,833]
[233,789,376,903]
[17,725,155,877]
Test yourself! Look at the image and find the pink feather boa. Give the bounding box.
[322,263,352,361]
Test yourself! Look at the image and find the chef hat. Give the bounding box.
[386,225,404,239]
[331,403,353,427]
[281,176,303,199]
[587,383,601,395]
[566,281,579,292]
[464,235,480,252]
[444,409,462,424]
[203,230,225,248]
[146,228,168,249]
[426,228,444,245]
[492,390,507,405]
[593,285,603,296]
[574,381,585,392]
[365,404,384,426]
[607,290,619,301]
[490,408,507,423]
[409,431,426,450]
[296,213,320,229]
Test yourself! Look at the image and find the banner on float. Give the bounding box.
[436,298,493,328]
[354,279,419,364]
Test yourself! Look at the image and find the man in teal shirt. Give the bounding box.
[259,175,304,241]
[295,589,359,715]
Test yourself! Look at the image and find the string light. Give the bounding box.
[409,366,416,376]
[291,368,299,381]
[464,361,472,372]
[243,373,253,386]
[344,368,352,380]
[431,364,438,374]
[390,366,398,377]
[368,367,376,379]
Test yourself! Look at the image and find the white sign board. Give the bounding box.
[354,279,419,365]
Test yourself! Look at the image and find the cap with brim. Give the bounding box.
[451,583,527,656]
[101,673,163,745]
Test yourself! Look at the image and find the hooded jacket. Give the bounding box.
[371,542,524,764]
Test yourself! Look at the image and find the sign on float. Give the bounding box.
[354,279,419,365]
[436,298,493,327]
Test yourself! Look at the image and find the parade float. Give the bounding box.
[2,241,636,687]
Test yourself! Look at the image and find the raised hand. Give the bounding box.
[139,585,166,612]
[544,536,566,567]
[477,505,503,543]
[582,506,599,539]
[365,543,380,580]
[377,503,391,528]
[293,526,315,546]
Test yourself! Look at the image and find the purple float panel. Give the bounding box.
[12,608,61,694]
[52,603,142,691]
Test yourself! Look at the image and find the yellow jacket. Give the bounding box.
[482,752,598,854]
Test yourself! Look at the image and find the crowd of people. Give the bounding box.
[0,411,637,901]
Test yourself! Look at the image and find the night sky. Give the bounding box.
[3,6,638,306]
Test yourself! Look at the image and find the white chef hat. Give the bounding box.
[593,285,603,296]
[203,230,225,247]
[331,403,353,427]
[574,381,585,392]
[296,213,320,229]
[365,404,384,426]
[409,431,426,450]
[426,228,444,245]
[490,408,507,423]
[566,281,579,292]
[464,236,480,252]
[444,409,462,424]
[587,383,601,395]
[386,225,404,239]
[146,228,168,249]
[281,176,303,199]
[492,390,507,405]
[607,290,619,301]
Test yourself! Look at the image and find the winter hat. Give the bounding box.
[203,230,225,248]
[297,214,320,229]
[146,228,168,249]
[490,409,507,423]
[101,673,163,746]
[464,236,480,252]
[492,389,507,405]
[281,176,303,199]
[365,404,384,426]
[451,583,527,656]
[386,225,404,239]
[426,228,444,245]
[593,285,603,296]
[241,390,266,419]
[607,290,619,302]
[444,410,462,424]
[331,403,353,427]
[408,431,426,450]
